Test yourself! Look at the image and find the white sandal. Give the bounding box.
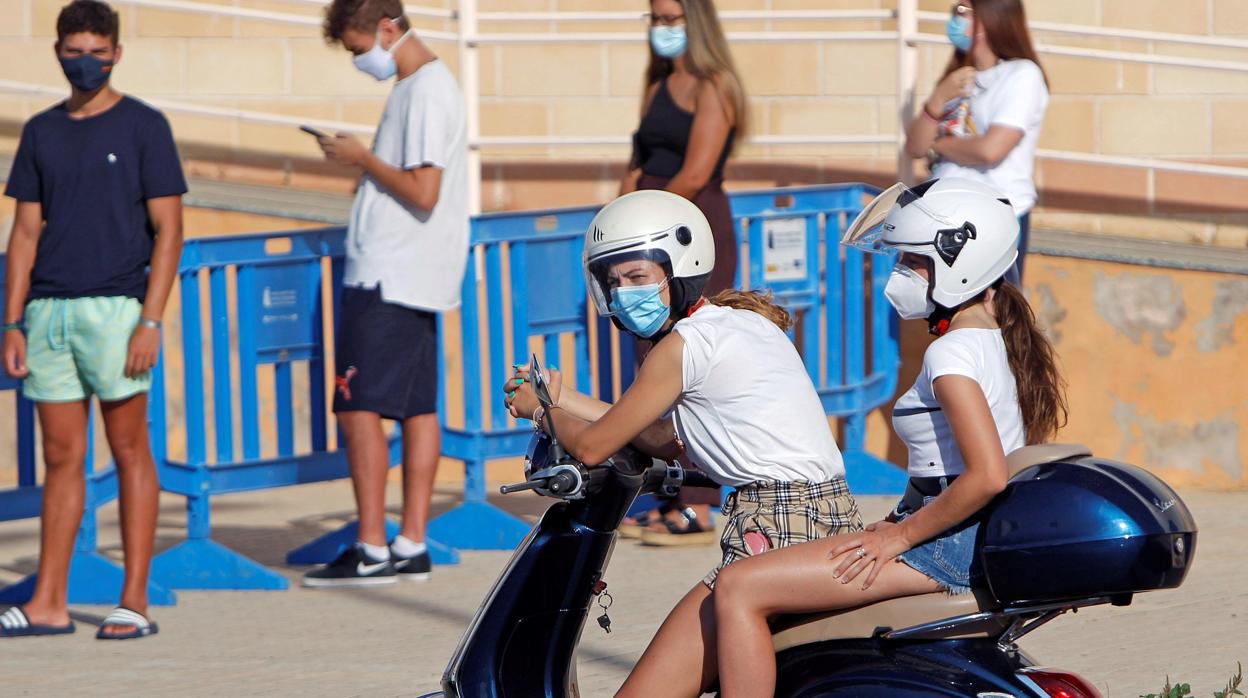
[96,607,158,640]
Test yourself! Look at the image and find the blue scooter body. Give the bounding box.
[429,429,1196,698]
[438,449,648,698]
[775,638,1041,697]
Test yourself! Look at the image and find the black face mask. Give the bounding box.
[59,54,114,92]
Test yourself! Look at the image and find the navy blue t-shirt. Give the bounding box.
[4,96,188,301]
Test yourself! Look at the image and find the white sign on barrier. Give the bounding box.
[762,217,808,282]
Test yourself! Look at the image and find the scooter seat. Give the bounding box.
[1006,443,1091,477]
[771,588,1003,651]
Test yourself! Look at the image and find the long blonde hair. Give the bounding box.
[707,290,792,331]
[644,0,748,144]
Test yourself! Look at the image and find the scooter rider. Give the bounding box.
[710,177,1069,697]
[503,189,862,697]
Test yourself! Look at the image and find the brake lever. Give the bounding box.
[500,478,548,495]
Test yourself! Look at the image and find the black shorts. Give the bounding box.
[332,286,438,420]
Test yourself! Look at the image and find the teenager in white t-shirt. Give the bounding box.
[503,191,861,697]
[905,0,1049,285]
[303,0,468,588]
[711,178,1068,696]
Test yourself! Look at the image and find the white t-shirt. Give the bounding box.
[345,59,469,311]
[892,328,1025,478]
[670,304,846,487]
[932,59,1048,215]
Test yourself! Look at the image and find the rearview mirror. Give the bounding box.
[529,353,554,409]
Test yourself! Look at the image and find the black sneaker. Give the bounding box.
[301,545,397,588]
[390,547,432,582]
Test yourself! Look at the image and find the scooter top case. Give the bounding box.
[980,447,1198,606]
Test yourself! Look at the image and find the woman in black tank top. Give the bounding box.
[621,0,746,299]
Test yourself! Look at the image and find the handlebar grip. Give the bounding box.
[547,470,580,494]
[681,470,719,489]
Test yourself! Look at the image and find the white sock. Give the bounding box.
[391,535,427,557]
[358,541,390,561]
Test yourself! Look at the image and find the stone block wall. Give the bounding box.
[0,0,1243,238]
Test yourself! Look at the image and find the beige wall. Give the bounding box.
[865,253,1248,491]
[1,0,1245,236]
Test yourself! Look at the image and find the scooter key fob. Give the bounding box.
[597,612,612,634]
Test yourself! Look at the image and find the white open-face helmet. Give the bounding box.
[583,190,715,319]
[842,177,1019,308]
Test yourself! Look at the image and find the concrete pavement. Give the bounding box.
[0,481,1243,697]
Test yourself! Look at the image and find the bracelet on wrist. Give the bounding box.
[138,317,162,330]
[1,321,23,333]
[531,405,546,434]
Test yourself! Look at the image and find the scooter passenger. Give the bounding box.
[711,177,1068,697]
[502,189,863,697]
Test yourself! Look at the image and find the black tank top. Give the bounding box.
[633,78,735,181]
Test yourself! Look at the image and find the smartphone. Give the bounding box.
[299,124,329,139]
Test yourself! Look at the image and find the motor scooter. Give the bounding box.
[422,357,1197,698]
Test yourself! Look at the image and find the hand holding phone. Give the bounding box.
[299,124,329,139]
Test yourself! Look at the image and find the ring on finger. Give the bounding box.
[855,547,867,559]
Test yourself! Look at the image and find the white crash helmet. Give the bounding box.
[583,189,715,320]
[842,177,1019,308]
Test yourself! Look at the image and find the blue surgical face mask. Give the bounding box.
[946,14,973,53]
[59,54,113,93]
[609,283,671,338]
[649,25,688,59]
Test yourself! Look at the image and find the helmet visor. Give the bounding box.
[584,247,673,316]
[841,182,957,254]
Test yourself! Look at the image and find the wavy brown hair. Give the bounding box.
[323,0,410,45]
[707,289,792,332]
[992,282,1066,443]
[643,0,748,144]
[943,0,1048,87]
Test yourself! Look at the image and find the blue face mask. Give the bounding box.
[59,54,113,93]
[946,15,973,52]
[609,283,671,338]
[649,25,688,59]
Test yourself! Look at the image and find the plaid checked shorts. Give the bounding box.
[703,476,862,588]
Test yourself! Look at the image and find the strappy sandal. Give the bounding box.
[0,606,75,638]
[96,607,158,640]
[620,502,673,539]
[639,507,718,547]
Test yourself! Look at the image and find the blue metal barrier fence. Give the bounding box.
[0,182,904,595]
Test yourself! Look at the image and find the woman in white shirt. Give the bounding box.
[503,189,861,697]
[710,178,1068,697]
[905,0,1048,285]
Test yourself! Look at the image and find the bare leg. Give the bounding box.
[616,582,718,698]
[20,401,90,627]
[713,534,942,698]
[100,394,160,635]
[398,413,439,543]
[337,411,390,547]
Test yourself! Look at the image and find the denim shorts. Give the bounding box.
[894,495,985,595]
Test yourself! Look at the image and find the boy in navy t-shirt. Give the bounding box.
[0,0,185,640]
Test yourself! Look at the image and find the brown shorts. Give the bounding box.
[703,477,862,588]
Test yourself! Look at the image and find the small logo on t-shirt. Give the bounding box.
[107,153,118,164]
